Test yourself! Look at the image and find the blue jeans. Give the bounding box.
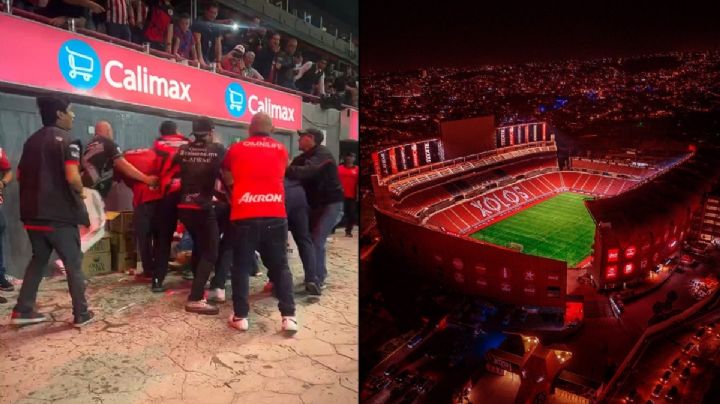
[310,202,343,285]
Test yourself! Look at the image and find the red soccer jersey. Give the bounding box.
[222,135,288,220]
[122,147,162,207]
[337,164,358,199]
[152,134,189,196]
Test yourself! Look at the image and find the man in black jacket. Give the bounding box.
[11,95,94,327]
[286,128,344,289]
[174,117,225,315]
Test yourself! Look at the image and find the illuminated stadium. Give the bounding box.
[371,118,712,318]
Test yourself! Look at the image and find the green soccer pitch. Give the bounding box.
[470,192,596,267]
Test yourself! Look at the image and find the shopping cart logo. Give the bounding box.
[225,82,247,117]
[58,39,101,90]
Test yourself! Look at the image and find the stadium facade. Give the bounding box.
[371,119,714,318]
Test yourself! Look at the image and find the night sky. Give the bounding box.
[362,1,720,73]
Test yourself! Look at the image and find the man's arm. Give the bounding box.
[63,0,104,13]
[193,31,206,66]
[317,72,326,96]
[114,157,158,185]
[214,35,223,66]
[65,164,85,196]
[165,22,173,53]
[285,153,333,180]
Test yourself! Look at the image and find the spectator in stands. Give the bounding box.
[40,0,105,29]
[286,128,344,290]
[105,0,135,41]
[332,76,354,106]
[220,11,244,55]
[0,146,14,297]
[239,15,265,53]
[88,0,107,32]
[80,121,158,198]
[254,32,281,83]
[337,153,358,237]
[295,58,327,96]
[241,51,264,80]
[275,37,298,89]
[192,1,224,69]
[130,0,147,43]
[172,12,197,62]
[11,95,93,327]
[142,0,173,52]
[219,45,245,74]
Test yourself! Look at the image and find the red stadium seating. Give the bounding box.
[426,171,639,234]
[571,158,651,177]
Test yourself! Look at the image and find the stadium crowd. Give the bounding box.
[5,0,358,106]
[0,94,359,334]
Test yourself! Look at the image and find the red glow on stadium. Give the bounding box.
[624,246,636,259]
[607,249,619,262]
[606,265,618,279]
[623,263,634,275]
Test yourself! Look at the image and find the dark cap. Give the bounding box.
[193,116,215,135]
[298,128,324,145]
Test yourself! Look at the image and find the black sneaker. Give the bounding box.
[73,310,95,328]
[185,299,220,315]
[345,232,353,238]
[0,276,14,291]
[151,278,165,293]
[305,282,322,296]
[10,310,50,325]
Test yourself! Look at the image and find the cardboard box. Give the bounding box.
[82,251,112,277]
[86,236,111,254]
[110,231,136,254]
[106,211,134,233]
[112,251,137,273]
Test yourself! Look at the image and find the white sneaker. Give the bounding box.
[208,288,226,303]
[228,315,249,331]
[282,316,298,334]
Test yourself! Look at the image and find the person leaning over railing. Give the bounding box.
[141,0,172,52]
[172,12,198,63]
[37,0,104,29]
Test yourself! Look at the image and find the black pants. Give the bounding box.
[230,217,295,318]
[343,198,358,234]
[134,200,159,276]
[153,193,179,282]
[209,203,233,289]
[178,208,218,301]
[106,22,131,41]
[287,203,317,284]
[14,224,88,317]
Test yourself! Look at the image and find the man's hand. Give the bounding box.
[275,62,282,70]
[0,181,5,190]
[145,175,159,186]
[87,2,105,14]
[79,189,87,199]
[49,16,67,27]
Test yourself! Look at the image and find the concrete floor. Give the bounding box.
[0,236,358,404]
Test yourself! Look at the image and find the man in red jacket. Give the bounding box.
[223,112,296,334]
[121,147,162,279]
[150,120,189,292]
